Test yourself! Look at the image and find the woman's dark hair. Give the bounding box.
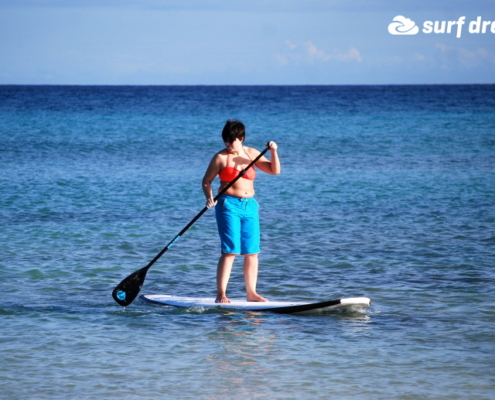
[222,119,245,144]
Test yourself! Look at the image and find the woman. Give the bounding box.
[202,120,281,303]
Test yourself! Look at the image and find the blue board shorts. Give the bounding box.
[215,195,261,255]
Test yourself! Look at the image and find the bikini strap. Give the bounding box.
[225,151,231,168]
[243,146,253,162]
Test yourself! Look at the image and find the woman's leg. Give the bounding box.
[243,254,268,302]
[216,253,236,303]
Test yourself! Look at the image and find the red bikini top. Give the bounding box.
[219,166,256,182]
[219,151,256,182]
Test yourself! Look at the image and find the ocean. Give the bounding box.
[1,85,494,399]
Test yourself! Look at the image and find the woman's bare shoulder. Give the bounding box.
[244,146,261,158]
[208,149,228,168]
[212,149,228,159]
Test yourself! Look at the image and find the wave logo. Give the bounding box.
[388,15,420,35]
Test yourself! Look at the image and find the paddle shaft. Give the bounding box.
[112,143,271,306]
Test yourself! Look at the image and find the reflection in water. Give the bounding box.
[201,310,373,398]
[204,312,280,398]
[209,312,277,360]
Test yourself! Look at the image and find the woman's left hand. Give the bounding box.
[267,141,278,151]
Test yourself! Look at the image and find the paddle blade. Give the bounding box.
[112,266,150,307]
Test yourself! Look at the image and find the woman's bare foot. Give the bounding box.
[247,293,269,302]
[215,294,231,303]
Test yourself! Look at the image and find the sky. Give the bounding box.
[0,0,494,85]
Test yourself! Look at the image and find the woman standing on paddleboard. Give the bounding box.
[202,120,281,304]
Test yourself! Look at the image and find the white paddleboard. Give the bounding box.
[139,294,371,314]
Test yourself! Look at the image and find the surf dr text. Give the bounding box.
[423,17,495,38]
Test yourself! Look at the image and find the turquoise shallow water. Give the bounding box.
[1,85,494,399]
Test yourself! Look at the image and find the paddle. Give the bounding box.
[112,143,271,306]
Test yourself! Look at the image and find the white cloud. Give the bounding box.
[334,47,363,63]
[305,41,331,61]
[273,53,289,66]
[277,41,363,65]
[285,40,297,50]
[435,43,493,68]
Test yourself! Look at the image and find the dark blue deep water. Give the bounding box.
[1,85,494,399]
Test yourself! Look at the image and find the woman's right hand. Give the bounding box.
[206,197,217,209]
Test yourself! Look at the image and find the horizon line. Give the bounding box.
[1,83,494,87]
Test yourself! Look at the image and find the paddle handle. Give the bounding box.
[143,143,271,270]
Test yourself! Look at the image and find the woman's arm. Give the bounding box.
[251,141,281,175]
[202,153,222,208]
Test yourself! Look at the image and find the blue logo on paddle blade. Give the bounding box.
[116,291,126,301]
